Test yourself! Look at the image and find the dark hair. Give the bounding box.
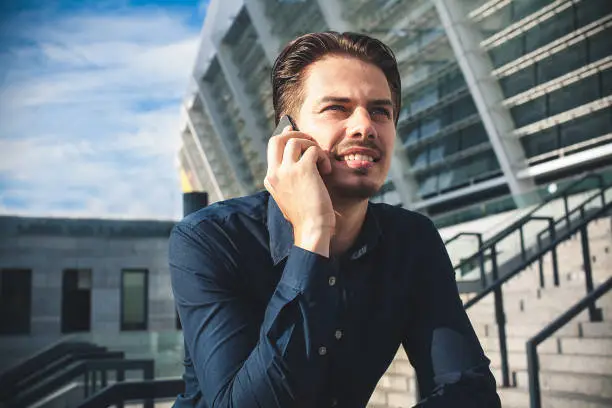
[271,31,402,126]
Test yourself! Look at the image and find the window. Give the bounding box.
[452,97,477,122]
[601,68,612,97]
[461,123,488,149]
[401,123,420,146]
[511,97,547,128]
[61,269,92,333]
[524,8,574,53]
[560,109,612,149]
[522,127,560,158]
[588,29,612,63]
[0,269,32,335]
[121,269,148,331]
[511,0,555,23]
[500,66,536,97]
[537,42,587,84]
[548,75,600,116]
[439,69,465,97]
[576,0,610,29]
[489,37,523,68]
[421,117,442,140]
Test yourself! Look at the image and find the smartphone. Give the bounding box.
[272,114,298,137]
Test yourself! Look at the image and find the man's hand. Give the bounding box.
[264,126,334,257]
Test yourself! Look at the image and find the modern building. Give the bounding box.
[0,215,179,372]
[178,0,612,225]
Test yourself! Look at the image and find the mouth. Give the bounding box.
[334,153,379,170]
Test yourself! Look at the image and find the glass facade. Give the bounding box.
[481,0,612,167]
[180,0,611,219]
[185,93,242,200]
[203,58,263,193]
[262,0,327,48]
[223,9,276,137]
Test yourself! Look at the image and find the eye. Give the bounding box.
[323,105,347,112]
[371,107,392,119]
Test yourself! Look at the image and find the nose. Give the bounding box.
[347,107,377,140]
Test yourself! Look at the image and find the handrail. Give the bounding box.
[445,172,604,268]
[462,188,611,387]
[0,340,100,401]
[77,378,184,408]
[526,277,612,408]
[464,189,610,308]
[535,184,607,243]
[455,173,607,277]
[14,349,122,396]
[9,358,153,408]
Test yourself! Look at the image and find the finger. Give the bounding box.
[282,138,318,166]
[301,145,332,175]
[301,146,332,175]
[267,131,316,173]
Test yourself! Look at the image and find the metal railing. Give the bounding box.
[462,186,611,388]
[443,172,605,259]
[526,277,612,408]
[9,358,154,408]
[454,173,606,284]
[78,378,184,408]
[0,340,103,402]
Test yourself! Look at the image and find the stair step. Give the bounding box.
[489,353,612,375]
[581,321,612,337]
[473,322,581,338]
[514,370,612,399]
[480,336,558,354]
[559,337,612,356]
[498,387,612,408]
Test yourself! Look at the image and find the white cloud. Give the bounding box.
[0,5,203,220]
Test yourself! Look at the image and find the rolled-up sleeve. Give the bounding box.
[402,218,501,408]
[169,222,337,408]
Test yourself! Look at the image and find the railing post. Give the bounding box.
[491,245,510,387]
[537,234,545,288]
[580,226,601,322]
[478,234,486,288]
[84,370,90,397]
[117,368,125,408]
[527,342,541,408]
[564,195,570,230]
[92,370,97,394]
[143,362,155,408]
[549,219,559,287]
[519,225,526,261]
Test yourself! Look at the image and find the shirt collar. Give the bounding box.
[266,194,383,265]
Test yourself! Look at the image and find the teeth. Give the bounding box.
[343,154,374,162]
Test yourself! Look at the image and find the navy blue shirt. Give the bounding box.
[169,191,500,408]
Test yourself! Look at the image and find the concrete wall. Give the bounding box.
[0,216,177,370]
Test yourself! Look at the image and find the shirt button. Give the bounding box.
[318,346,328,356]
[328,276,337,286]
[334,330,343,340]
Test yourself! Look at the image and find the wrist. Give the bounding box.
[294,224,332,258]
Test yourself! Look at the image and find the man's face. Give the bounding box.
[295,54,396,201]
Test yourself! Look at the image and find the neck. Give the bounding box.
[330,198,369,256]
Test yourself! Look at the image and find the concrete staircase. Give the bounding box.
[368,216,612,408]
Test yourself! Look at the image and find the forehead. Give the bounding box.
[301,55,392,101]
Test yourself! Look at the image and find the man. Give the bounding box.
[170,31,501,408]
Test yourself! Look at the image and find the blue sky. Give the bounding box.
[0,0,208,220]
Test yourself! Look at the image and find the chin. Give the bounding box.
[329,181,382,201]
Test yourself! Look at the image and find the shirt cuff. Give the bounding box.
[278,245,337,294]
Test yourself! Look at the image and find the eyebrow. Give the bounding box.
[317,96,393,107]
